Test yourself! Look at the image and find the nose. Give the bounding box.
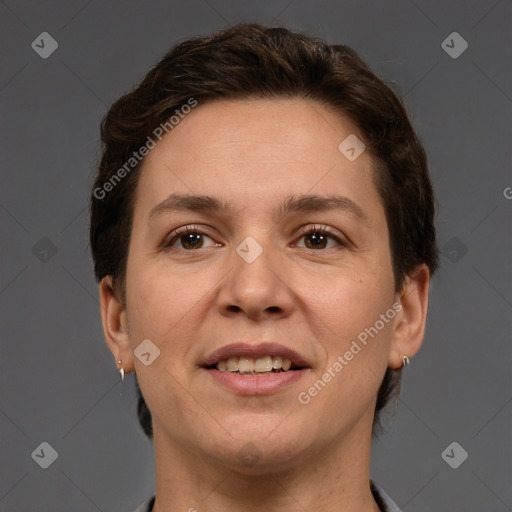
[216,237,295,322]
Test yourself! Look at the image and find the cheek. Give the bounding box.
[303,260,393,336]
[299,260,394,404]
[124,263,205,428]
[124,255,217,349]
[126,275,183,341]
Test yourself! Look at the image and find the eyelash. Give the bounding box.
[162,224,346,251]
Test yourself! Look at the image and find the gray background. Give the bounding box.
[1,1,511,511]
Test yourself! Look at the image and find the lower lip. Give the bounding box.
[205,368,307,395]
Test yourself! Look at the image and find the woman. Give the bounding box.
[90,23,439,512]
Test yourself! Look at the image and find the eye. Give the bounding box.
[294,225,346,250]
[163,225,219,251]
[162,224,347,252]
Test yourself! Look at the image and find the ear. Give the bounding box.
[99,276,135,375]
[388,264,431,370]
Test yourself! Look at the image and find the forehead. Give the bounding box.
[152,98,362,162]
[133,98,383,222]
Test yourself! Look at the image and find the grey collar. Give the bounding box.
[133,479,401,512]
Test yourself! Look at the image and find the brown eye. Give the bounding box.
[177,232,205,250]
[304,231,330,250]
[164,226,217,251]
[295,225,345,250]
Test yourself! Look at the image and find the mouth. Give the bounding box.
[205,355,301,375]
[201,342,310,373]
[200,342,310,394]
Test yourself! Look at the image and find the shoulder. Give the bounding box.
[370,479,402,512]
[132,495,155,512]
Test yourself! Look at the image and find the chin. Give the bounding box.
[206,419,309,473]
[219,440,306,475]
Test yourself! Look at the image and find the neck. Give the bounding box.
[151,413,381,512]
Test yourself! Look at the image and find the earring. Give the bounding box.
[402,355,410,368]
[118,360,124,381]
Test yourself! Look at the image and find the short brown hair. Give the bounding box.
[90,23,439,439]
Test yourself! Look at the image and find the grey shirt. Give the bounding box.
[132,480,401,512]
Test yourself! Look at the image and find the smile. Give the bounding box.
[214,355,294,374]
[200,342,311,394]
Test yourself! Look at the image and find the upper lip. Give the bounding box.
[201,342,310,368]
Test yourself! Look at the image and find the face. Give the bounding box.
[114,98,402,471]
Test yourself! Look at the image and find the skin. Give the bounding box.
[99,98,430,512]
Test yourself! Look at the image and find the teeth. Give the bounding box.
[238,357,254,373]
[272,356,282,370]
[215,356,294,373]
[255,356,273,372]
[227,357,238,372]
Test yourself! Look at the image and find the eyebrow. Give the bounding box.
[147,193,368,223]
